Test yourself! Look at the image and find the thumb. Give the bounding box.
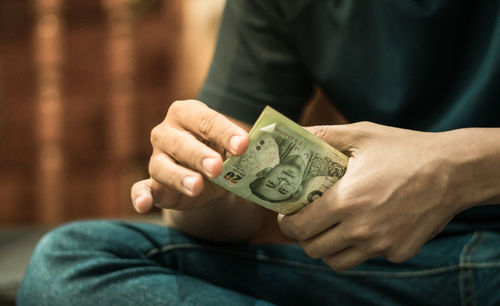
[131,178,165,213]
[305,123,362,153]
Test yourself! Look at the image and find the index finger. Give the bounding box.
[167,100,249,156]
[278,180,345,240]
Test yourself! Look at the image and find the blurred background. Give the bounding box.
[0,0,226,226]
[0,0,342,303]
[0,0,225,303]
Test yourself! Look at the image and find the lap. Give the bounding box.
[17,220,500,306]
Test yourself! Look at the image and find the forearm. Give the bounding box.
[162,193,267,242]
[442,127,500,211]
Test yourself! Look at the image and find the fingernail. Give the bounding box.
[182,176,197,193]
[134,194,145,206]
[202,157,217,176]
[134,194,148,212]
[229,135,242,153]
[133,195,142,210]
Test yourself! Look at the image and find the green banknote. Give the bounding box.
[210,106,349,215]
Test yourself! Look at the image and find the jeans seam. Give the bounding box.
[459,231,481,306]
[146,243,335,273]
[466,233,486,306]
[145,240,500,278]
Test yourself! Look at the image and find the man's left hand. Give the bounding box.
[278,122,469,271]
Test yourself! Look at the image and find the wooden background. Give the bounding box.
[0,0,225,225]
[0,0,343,226]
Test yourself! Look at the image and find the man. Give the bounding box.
[19,0,500,305]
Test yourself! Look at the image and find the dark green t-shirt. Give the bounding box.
[199,0,500,231]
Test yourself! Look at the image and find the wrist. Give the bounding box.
[437,128,500,212]
[162,193,265,242]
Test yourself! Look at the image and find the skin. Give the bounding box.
[131,100,500,270]
[279,123,500,270]
[131,100,267,242]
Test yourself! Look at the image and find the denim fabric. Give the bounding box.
[17,220,500,305]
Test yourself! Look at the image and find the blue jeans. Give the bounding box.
[17,220,500,305]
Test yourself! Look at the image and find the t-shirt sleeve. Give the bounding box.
[198,0,314,125]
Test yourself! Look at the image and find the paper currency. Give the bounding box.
[210,106,349,215]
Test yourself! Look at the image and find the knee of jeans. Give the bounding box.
[17,221,112,305]
[29,220,107,259]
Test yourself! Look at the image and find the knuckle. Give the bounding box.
[335,186,358,208]
[198,111,221,139]
[335,187,370,217]
[280,217,308,240]
[370,239,391,254]
[150,125,162,146]
[165,135,183,162]
[333,198,360,220]
[168,100,184,116]
[311,125,329,140]
[301,242,321,259]
[349,224,372,241]
[168,100,200,120]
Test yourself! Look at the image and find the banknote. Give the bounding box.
[210,106,349,215]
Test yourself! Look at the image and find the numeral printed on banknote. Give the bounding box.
[210,106,349,215]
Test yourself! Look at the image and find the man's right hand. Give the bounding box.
[131,100,250,213]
